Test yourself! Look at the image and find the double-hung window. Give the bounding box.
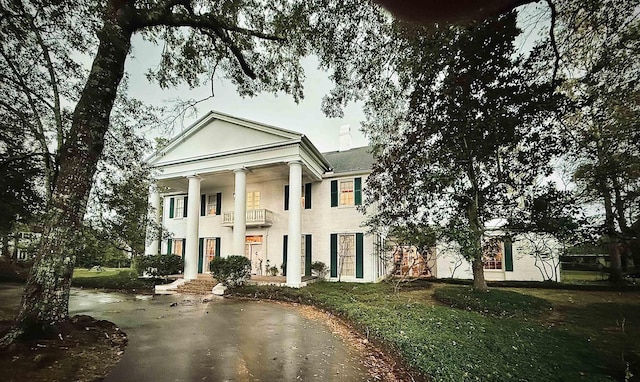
[174,198,185,218]
[247,191,260,210]
[330,178,362,207]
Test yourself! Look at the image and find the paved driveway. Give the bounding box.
[68,290,368,381]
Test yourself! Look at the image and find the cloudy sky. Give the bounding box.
[123,36,368,154]
[122,3,546,154]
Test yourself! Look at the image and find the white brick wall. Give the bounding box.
[160,172,378,282]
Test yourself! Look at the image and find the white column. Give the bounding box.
[233,168,247,257]
[184,175,201,280]
[145,185,161,256]
[286,161,302,288]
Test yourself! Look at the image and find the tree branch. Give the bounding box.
[199,28,256,79]
[137,9,284,41]
[135,8,286,79]
[545,0,560,86]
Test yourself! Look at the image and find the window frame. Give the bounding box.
[338,179,355,207]
[338,233,356,277]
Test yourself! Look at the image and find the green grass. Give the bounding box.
[561,270,608,283]
[72,268,122,278]
[231,282,615,382]
[71,268,156,291]
[433,286,552,318]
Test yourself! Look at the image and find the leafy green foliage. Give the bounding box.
[549,0,640,283]
[310,261,327,278]
[231,283,611,381]
[209,256,251,287]
[345,12,564,289]
[76,225,131,269]
[433,286,552,318]
[135,254,183,279]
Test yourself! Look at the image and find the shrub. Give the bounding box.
[310,261,327,279]
[135,254,183,279]
[209,255,251,287]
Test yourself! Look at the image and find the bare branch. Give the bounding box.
[545,0,560,86]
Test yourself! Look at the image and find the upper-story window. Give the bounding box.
[174,197,185,218]
[247,191,261,210]
[330,177,362,207]
[207,195,218,215]
[284,183,312,210]
[169,196,188,219]
[339,180,354,206]
[200,193,221,216]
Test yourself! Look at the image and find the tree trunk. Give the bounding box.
[471,257,488,291]
[11,232,18,262]
[600,178,623,284]
[463,147,488,292]
[0,6,134,346]
[1,234,10,261]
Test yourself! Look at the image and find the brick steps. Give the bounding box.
[176,278,219,295]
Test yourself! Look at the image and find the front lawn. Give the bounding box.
[71,268,157,291]
[230,282,636,381]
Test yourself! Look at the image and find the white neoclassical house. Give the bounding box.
[145,111,561,286]
[145,111,383,287]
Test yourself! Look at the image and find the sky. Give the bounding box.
[122,4,547,154]
[124,36,368,154]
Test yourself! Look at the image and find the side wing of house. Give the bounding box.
[433,233,562,282]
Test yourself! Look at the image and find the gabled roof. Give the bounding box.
[146,110,310,165]
[323,146,374,174]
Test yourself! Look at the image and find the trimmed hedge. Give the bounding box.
[209,255,251,287]
[135,254,183,278]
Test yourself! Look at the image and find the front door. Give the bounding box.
[244,235,264,275]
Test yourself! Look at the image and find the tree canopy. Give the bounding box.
[353,12,561,290]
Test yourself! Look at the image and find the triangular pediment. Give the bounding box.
[149,111,302,166]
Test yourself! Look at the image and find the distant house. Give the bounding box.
[145,111,560,286]
[1,229,42,261]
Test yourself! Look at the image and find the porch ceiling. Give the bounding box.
[157,162,317,193]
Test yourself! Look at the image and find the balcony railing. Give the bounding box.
[222,209,274,227]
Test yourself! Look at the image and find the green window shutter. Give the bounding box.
[198,238,204,273]
[304,183,312,209]
[504,238,514,271]
[169,198,174,218]
[167,239,172,255]
[356,233,364,278]
[183,196,188,217]
[215,237,221,258]
[330,234,338,277]
[330,180,338,207]
[305,235,312,276]
[284,185,289,211]
[200,195,206,216]
[282,235,288,276]
[354,177,362,206]
[182,239,186,261]
[216,193,222,215]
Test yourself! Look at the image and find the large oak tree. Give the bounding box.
[0,0,387,345]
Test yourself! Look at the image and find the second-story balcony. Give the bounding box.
[222,209,274,227]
